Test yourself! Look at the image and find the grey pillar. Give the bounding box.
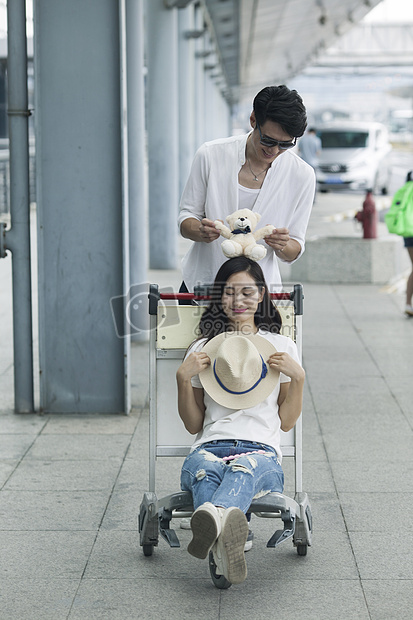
[6,0,34,412]
[194,4,205,149]
[147,0,179,269]
[126,0,148,340]
[178,5,195,197]
[34,0,127,413]
[0,61,7,139]
[203,68,215,142]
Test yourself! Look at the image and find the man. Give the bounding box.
[178,85,315,292]
[298,127,321,170]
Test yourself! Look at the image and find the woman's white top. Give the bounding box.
[186,329,301,460]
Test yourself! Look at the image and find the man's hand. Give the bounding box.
[199,218,221,243]
[264,227,290,252]
[264,227,301,261]
[180,217,221,243]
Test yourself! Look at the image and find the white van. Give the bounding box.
[315,121,392,194]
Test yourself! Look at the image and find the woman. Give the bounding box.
[176,257,305,584]
[403,172,413,317]
[404,235,413,317]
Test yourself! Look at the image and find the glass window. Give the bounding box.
[319,131,369,148]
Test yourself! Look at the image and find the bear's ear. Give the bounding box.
[226,215,232,224]
[254,212,261,223]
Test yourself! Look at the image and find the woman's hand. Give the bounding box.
[177,352,211,383]
[267,352,305,382]
[176,352,210,435]
[269,351,305,433]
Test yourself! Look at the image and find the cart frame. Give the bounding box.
[139,284,312,580]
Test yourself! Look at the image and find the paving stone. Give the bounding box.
[24,433,132,460]
[0,531,96,579]
[0,579,79,620]
[0,434,37,459]
[330,460,413,493]
[0,490,111,530]
[220,580,370,620]
[0,459,17,486]
[69,578,220,620]
[349,531,413,579]
[3,459,123,491]
[319,412,413,461]
[340,492,413,531]
[362,580,413,620]
[42,412,140,435]
[0,413,48,434]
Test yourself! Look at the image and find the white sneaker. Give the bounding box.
[405,305,413,317]
[212,507,248,584]
[244,529,254,552]
[179,517,191,530]
[188,502,221,559]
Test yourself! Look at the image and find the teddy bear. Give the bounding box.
[214,208,275,261]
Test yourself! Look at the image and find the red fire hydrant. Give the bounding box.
[355,190,377,239]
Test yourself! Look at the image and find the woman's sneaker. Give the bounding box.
[188,502,221,559]
[213,507,248,584]
[405,304,413,317]
[244,529,254,552]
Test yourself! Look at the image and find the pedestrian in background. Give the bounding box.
[401,172,413,317]
[385,170,413,317]
[298,127,321,170]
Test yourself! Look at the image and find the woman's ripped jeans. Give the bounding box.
[180,440,284,513]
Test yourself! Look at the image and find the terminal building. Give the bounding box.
[0,0,395,415]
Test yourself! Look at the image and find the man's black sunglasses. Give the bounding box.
[256,122,296,150]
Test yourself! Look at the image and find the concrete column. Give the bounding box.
[147,0,179,269]
[217,87,232,138]
[6,0,34,412]
[194,3,205,149]
[125,0,148,340]
[178,5,195,197]
[34,0,127,413]
[203,68,215,142]
[0,61,7,139]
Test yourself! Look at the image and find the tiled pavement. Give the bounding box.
[0,196,412,619]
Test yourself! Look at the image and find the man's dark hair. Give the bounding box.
[253,85,307,138]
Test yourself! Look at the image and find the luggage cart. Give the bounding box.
[139,284,312,588]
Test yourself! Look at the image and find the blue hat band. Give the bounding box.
[212,356,268,395]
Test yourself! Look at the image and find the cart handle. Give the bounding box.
[149,284,303,316]
[159,292,292,301]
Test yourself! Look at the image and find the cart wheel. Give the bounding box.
[208,551,232,589]
[296,544,307,556]
[142,543,154,557]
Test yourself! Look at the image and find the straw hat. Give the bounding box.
[199,332,279,409]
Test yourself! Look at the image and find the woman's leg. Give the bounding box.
[181,444,284,512]
[406,247,413,310]
[211,451,284,514]
[180,448,227,510]
[181,448,246,564]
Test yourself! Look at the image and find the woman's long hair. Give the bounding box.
[198,257,282,342]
